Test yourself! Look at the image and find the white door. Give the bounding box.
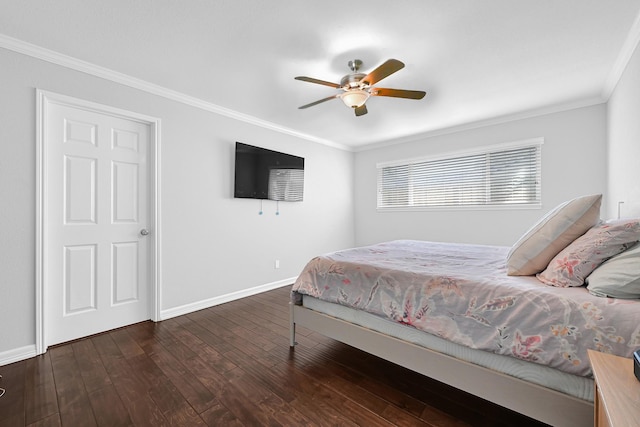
[44,100,152,346]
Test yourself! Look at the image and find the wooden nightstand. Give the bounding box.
[588,349,640,427]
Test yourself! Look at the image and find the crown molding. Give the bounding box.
[602,9,640,99]
[0,33,350,151]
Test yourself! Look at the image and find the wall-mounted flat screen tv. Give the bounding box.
[234,142,304,201]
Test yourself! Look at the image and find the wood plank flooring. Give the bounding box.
[0,286,549,426]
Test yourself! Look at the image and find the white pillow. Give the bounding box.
[506,194,602,276]
[586,242,640,299]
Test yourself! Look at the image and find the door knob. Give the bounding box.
[140,228,150,236]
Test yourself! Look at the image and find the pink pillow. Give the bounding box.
[536,218,640,287]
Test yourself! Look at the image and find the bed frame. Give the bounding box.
[290,302,593,427]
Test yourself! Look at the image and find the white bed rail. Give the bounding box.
[290,302,593,427]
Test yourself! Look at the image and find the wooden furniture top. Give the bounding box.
[589,349,640,427]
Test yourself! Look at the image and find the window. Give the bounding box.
[377,138,542,210]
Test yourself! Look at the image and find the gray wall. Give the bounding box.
[607,40,640,219]
[353,104,608,247]
[0,48,355,357]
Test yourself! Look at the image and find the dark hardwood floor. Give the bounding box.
[0,286,549,426]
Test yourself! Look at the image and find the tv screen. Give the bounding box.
[234,142,304,201]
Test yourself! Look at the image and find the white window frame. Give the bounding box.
[376,137,543,212]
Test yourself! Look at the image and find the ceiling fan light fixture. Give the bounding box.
[340,89,369,108]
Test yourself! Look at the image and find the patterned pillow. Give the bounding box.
[536,219,640,287]
[586,242,640,299]
[506,194,602,276]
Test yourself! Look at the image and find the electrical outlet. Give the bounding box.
[275,259,280,269]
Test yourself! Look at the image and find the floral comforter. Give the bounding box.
[292,240,640,377]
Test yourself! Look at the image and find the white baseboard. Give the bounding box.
[160,277,296,321]
[0,345,37,366]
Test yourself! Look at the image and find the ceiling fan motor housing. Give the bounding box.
[341,73,367,89]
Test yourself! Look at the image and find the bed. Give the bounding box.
[289,196,640,427]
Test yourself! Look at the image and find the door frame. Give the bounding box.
[35,89,162,355]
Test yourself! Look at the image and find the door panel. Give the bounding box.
[112,241,139,304]
[64,244,97,313]
[112,161,139,222]
[64,155,97,224]
[46,102,151,346]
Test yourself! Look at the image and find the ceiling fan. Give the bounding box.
[295,59,426,117]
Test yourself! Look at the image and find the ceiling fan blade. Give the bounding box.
[361,59,405,86]
[298,95,340,109]
[295,76,341,88]
[373,88,426,100]
[354,105,368,116]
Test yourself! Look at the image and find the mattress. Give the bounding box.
[292,240,640,378]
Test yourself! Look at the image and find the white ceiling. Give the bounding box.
[2,0,640,150]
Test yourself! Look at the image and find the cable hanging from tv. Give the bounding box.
[258,199,281,215]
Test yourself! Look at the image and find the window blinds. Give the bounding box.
[377,141,542,209]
